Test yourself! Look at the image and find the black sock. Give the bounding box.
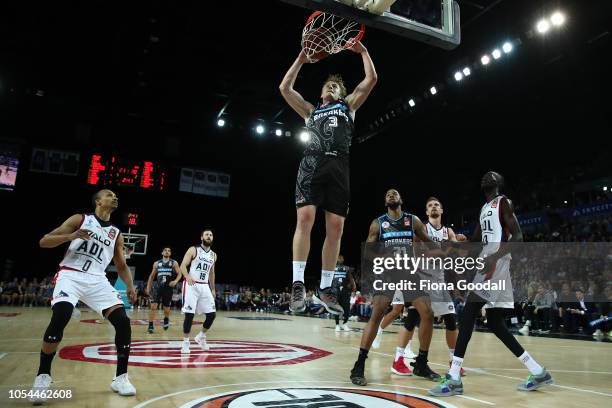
[357,348,369,364]
[164,317,169,324]
[417,349,429,363]
[116,344,130,377]
[37,351,56,376]
[149,321,153,325]
[335,315,340,325]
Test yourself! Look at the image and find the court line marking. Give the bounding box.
[144,366,357,375]
[358,348,612,398]
[132,380,460,408]
[0,352,39,354]
[476,368,612,375]
[368,382,495,406]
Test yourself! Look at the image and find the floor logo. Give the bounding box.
[59,340,331,368]
[179,387,458,408]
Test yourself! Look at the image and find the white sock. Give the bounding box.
[406,340,412,352]
[395,347,405,362]
[293,261,306,283]
[449,348,455,362]
[377,325,383,334]
[320,270,334,289]
[183,337,189,343]
[448,356,464,380]
[518,351,544,375]
[199,331,206,338]
[525,320,531,327]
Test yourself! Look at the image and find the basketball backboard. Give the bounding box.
[122,233,148,257]
[282,0,461,50]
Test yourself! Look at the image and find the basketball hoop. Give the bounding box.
[124,244,135,260]
[302,11,365,63]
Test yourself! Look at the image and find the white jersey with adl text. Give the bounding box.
[473,195,514,309]
[479,195,511,258]
[52,214,124,316]
[189,246,216,283]
[59,214,120,277]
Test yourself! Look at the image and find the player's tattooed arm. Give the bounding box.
[181,247,196,285]
[345,41,378,112]
[170,261,182,287]
[39,214,90,248]
[114,234,137,303]
[366,218,380,243]
[279,51,315,120]
[145,262,158,295]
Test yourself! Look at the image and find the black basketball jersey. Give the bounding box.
[156,258,176,286]
[332,265,353,294]
[377,211,415,248]
[304,99,354,156]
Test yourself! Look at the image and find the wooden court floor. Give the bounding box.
[0,307,610,407]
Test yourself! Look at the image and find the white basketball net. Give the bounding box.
[301,12,364,62]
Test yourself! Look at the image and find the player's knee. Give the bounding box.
[402,316,414,331]
[183,312,195,333]
[325,216,344,238]
[296,208,315,229]
[107,308,131,338]
[485,314,505,333]
[403,311,419,331]
[418,306,434,322]
[371,297,389,313]
[43,302,73,343]
[203,312,216,329]
[107,308,132,357]
[443,314,457,331]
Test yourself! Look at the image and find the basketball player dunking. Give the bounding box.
[145,247,182,333]
[350,189,441,385]
[31,190,137,403]
[332,254,356,332]
[429,172,553,397]
[179,229,217,354]
[279,41,377,315]
[398,197,466,376]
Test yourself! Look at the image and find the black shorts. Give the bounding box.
[295,154,350,217]
[151,285,173,307]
